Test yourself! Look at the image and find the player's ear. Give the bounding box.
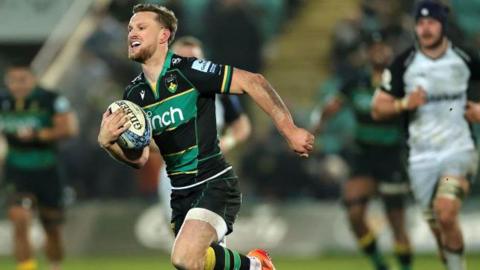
[159,28,171,45]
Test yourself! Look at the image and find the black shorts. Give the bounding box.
[349,142,407,185]
[5,166,65,210]
[170,170,242,236]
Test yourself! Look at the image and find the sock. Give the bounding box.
[205,243,252,270]
[358,231,388,270]
[444,247,466,270]
[16,259,38,270]
[394,242,412,270]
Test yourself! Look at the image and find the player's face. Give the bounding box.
[4,67,36,99]
[368,42,393,69]
[127,12,168,63]
[172,45,204,58]
[416,17,444,49]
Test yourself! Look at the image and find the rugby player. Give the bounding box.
[98,4,313,270]
[372,1,480,269]
[158,36,252,226]
[313,33,412,270]
[1,61,78,270]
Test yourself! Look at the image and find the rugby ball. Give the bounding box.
[107,100,151,150]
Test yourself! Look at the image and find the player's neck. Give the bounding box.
[420,37,448,59]
[142,46,169,84]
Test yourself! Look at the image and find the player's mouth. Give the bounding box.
[130,41,141,49]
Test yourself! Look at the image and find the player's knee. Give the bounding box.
[435,205,457,230]
[344,197,368,224]
[8,207,31,229]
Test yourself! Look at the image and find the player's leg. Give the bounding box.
[37,168,65,270]
[39,208,64,270]
[382,194,412,270]
[378,151,412,270]
[6,168,38,270]
[433,176,469,270]
[170,174,272,270]
[8,197,38,270]
[408,159,448,264]
[343,176,387,270]
[432,150,478,270]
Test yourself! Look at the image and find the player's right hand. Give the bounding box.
[97,109,131,148]
[285,127,315,158]
[405,87,427,110]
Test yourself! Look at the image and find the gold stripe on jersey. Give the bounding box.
[221,66,232,93]
[142,88,195,110]
[163,145,198,157]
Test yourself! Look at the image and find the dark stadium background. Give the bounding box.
[1,0,480,269]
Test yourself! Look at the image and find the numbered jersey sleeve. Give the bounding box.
[180,57,234,95]
[379,47,415,98]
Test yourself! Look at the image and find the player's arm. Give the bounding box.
[371,87,426,120]
[371,55,426,120]
[311,95,344,134]
[229,68,314,157]
[220,114,251,153]
[37,112,78,142]
[97,109,149,169]
[218,96,251,152]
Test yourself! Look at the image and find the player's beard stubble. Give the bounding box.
[129,44,155,63]
[418,31,444,50]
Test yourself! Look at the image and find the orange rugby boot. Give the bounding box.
[247,249,276,270]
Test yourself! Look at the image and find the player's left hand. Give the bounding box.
[285,127,315,158]
[465,101,480,123]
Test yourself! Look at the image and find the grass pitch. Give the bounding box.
[1,254,479,269]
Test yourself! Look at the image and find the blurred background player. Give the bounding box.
[312,32,411,270]
[157,36,252,224]
[372,1,480,269]
[97,4,313,270]
[0,60,78,270]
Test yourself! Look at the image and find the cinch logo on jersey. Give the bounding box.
[117,101,142,130]
[147,107,184,129]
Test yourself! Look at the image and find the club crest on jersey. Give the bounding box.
[165,73,178,93]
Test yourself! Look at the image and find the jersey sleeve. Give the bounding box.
[220,95,244,124]
[468,50,480,81]
[379,60,406,98]
[379,48,414,98]
[181,57,233,95]
[53,94,71,113]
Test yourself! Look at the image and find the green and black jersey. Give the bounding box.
[0,87,71,170]
[339,69,403,147]
[123,51,234,189]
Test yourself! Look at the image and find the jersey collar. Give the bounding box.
[143,50,174,100]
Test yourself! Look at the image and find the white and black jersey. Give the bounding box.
[380,42,480,163]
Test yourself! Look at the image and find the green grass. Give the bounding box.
[1,254,479,269]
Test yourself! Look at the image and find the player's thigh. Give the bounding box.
[172,218,218,260]
[433,150,477,217]
[8,205,33,227]
[408,163,440,210]
[433,176,470,220]
[170,173,241,240]
[5,167,37,222]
